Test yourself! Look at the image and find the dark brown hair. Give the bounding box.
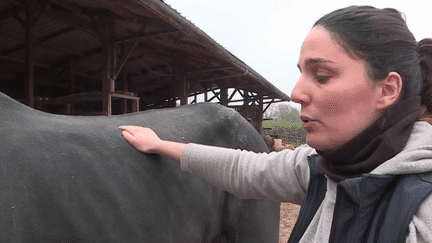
[314,6,432,116]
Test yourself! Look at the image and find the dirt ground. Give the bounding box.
[279,202,301,243]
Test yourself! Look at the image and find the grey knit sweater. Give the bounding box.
[180,122,432,242]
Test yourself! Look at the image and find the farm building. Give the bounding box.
[0,0,290,132]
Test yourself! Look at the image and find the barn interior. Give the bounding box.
[0,0,290,132]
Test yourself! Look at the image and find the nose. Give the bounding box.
[290,75,311,106]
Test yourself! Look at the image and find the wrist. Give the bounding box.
[155,140,186,163]
[150,139,167,154]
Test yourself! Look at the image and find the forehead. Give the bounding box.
[298,26,355,67]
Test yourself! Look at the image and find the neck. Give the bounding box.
[316,96,421,182]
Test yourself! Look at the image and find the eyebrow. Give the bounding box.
[297,58,336,72]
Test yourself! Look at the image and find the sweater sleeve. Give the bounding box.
[406,194,432,243]
[180,143,315,204]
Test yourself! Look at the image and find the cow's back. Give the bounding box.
[0,92,279,243]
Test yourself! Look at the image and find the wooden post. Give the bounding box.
[99,16,114,116]
[169,85,176,107]
[65,104,72,114]
[243,89,250,107]
[101,48,112,115]
[121,68,127,113]
[175,52,189,106]
[70,59,75,94]
[131,99,139,112]
[241,88,250,125]
[180,74,189,106]
[201,83,209,102]
[257,91,264,133]
[220,83,228,106]
[25,1,36,108]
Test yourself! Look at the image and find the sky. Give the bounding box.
[163,0,430,105]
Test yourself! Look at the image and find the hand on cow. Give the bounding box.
[119,126,186,163]
[119,126,162,154]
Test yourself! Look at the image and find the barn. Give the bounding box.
[0,0,290,132]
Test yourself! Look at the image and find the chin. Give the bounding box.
[306,135,323,149]
[306,137,339,152]
[307,142,327,151]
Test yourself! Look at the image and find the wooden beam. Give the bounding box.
[111,92,139,101]
[0,30,83,57]
[0,5,22,23]
[175,52,189,105]
[70,59,75,95]
[12,11,26,27]
[34,1,51,25]
[114,30,180,44]
[44,7,97,36]
[168,85,176,107]
[25,0,36,108]
[48,63,70,90]
[186,66,235,75]
[243,89,250,106]
[220,84,228,106]
[120,68,127,113]
[263,98,275,114]
[0,55,49,68]
[179,74,189,106]
[197,70,248,83]
[97,15,115,115]
[0,30,77,56]
[51,47,102,70]
[200,83,209,102]
[257,91,264,133]
[113,40,138,80]
[207,89,220,103]
[228,88,239,103]
[51,92,138,104]
[49,0,82,13]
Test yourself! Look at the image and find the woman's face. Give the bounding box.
[292,26,383,153]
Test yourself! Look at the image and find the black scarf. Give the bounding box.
[317,96,421,183]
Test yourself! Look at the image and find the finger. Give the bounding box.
[121,131,138,145]
[119,125,138,130]
[119,126,143,134]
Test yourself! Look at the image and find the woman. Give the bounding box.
[120,6,432,243]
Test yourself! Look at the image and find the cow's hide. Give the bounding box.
[0,92,280,243]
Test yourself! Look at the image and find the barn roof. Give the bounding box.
[0,0,290,112]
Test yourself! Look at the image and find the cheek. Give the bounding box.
[318,90,378,140]
[321,102,340,116]
[319,85,375,118]
[319,93,355,118]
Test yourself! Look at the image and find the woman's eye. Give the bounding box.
[315,75,330,83]
[313,68,332,83]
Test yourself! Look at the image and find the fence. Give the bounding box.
[263,126,307,146]
[232,105,262,132]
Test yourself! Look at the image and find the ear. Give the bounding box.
[376,71,403,109]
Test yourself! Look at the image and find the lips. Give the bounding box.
[300,115,314,123]
[300,115,317,129]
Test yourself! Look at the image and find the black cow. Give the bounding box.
[0,92,280,243]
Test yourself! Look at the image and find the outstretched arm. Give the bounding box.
[119,126,313,202]
[119,126,186,163]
